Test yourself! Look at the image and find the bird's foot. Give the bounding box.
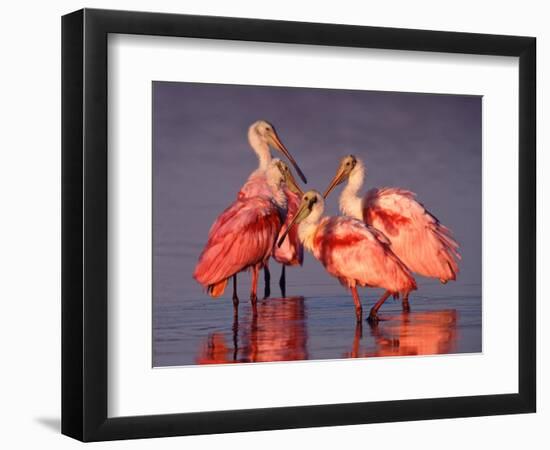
[367,310,380,324]
[263,287,270,299]
[402,301,411,313]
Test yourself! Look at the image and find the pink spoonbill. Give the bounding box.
[323,155,460,317]
[236,121,307,298]
[278,190,417,323]
[271,166,305,298]
[194,159,301,312]
[202,120,307,303]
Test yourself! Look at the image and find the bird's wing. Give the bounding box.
[194,197,282,286]
[363,187,460,281]
[314,217,416,292]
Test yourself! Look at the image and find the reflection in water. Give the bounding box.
[155,294,479,367]
[196,302,459,364]
[347,310,458,358]
[196,296,308,364]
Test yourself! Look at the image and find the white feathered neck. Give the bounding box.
[339,159,365,220]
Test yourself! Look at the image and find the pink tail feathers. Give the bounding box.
[193,240,232,296]
[432,223,461,282]
[207,279,228,298]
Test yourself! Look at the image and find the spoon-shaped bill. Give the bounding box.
[268,130,308,184]
[323,164,348,199]
[277,196,314,247]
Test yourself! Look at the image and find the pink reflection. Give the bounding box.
[347,310,458,358]
[196,296,307,364]
[196,333,232,365]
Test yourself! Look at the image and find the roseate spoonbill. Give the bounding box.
[323,155,460,317]
[194,159,290,311]
[269,163,304,298]
[230,120,307,299]
[203,121,307,302]
[278,190,417,322]
[206,160,303,299]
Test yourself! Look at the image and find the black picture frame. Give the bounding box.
[62,8,536,442]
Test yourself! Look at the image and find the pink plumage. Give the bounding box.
[237,170,272,200]
[194,119,307,306]
[274,187,304,266]
[208,170,273,239]
[363,187,460,283]
[311,216,416,294]
[193,196,283,296]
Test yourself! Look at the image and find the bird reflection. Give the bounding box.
[196,305,458,364]
[347,309,458,358]
[196,296,308,364]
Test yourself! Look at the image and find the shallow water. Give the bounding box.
[153,290,481,367]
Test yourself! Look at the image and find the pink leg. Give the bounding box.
[350,286,363,322]
[250,265,259,312]
[368,290,392,323]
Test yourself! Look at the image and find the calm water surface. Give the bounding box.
[153,289,481,367]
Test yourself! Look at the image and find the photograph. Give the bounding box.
[152,81,481,367]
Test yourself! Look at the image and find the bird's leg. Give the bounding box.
[402,291,411,313]
[263,265,271,299]
[351,286,363,323]
[232,275,239,311]
[250,265,259,313]
[368,290,392,323]
[279,265,287,298]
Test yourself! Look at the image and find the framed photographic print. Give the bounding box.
[61,8,536,442]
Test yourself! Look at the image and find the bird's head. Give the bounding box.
[323,154,358,198]
[277,190,323,248]
[248,120,307,184]
[275,160,303,195]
